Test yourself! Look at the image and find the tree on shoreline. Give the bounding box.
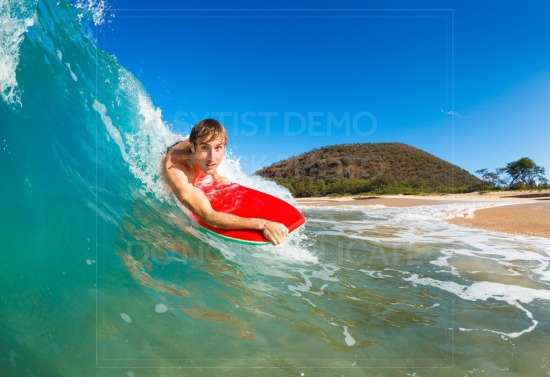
[474,168,506,189]
[502,157,546,188]
[477,157,547,190]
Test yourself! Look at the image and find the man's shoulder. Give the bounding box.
[165,138,189,154]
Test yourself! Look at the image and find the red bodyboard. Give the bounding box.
[189,180,306,244]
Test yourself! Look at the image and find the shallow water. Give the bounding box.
[2,1,550,376]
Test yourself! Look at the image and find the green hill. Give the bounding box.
[254,143,481,197]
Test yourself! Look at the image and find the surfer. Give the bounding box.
[162,119,289,245]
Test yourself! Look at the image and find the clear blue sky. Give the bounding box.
[96,0,550,175]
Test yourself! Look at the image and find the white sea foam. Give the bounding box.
[288,264,339,297]
[304,202,549,247]
[304,202,550,339]
[342,326,356,346]
[0,0,36,106]
[92,99,129,162]
[404,274,550,304]
[128,91,178,196]
[66,62,78,81]
[306,202,550,281]
[74,0,108,26]
[273,240,318,263]
[218,149,296,205]
[404,273,550,338]
[105,68,181,199]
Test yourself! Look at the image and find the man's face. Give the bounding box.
[193,137,226,175]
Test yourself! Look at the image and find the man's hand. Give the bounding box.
[260,220,289,245]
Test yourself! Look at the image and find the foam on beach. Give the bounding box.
[301,202,550,340]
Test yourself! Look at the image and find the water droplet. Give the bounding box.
[120,313,132,323]
[155,303,168,314]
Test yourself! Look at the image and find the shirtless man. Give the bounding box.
[162,118,289,245]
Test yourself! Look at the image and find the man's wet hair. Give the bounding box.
[165,119,227,154]
[189,119,227,146]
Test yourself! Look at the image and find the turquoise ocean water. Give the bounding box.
[2,1,550,376]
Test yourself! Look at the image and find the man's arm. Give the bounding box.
[163,157,288,245]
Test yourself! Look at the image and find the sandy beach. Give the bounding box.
[297,190,550,238]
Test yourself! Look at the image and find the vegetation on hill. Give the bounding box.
[255,143,482,197]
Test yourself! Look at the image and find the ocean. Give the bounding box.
[2,1,550,376]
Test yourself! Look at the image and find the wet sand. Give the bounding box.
[448,201,550,238]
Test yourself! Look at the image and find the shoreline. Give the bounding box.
[296,190,550,238]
